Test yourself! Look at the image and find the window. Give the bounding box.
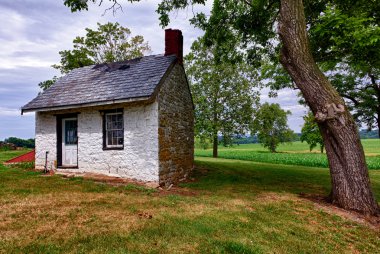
[103,109,124,149]
[64,120,78,145]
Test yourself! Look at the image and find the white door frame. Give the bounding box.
[62,117,78,167]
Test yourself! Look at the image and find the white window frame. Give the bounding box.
[104,111,124,149]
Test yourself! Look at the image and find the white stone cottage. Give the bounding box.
[22,29,194,186]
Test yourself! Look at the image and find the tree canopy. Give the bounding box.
[39,22,151,91]
[38,76,59,91]
[53,22,151,74]
[259,3,380,134]
[300,112,324,153]
[252,103,294,153]
[186,37,258,157]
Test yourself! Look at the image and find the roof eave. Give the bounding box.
[21,96,152,114]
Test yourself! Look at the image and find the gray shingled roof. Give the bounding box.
[22,54,177,112]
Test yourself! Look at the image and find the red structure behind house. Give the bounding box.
[5,150,35,164]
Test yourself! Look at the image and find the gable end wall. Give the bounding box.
[158,64,194,186]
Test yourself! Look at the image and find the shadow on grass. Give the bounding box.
[184,158,332,198]
[187,158,380,201]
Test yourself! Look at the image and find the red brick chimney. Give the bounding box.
[165,29,183,65]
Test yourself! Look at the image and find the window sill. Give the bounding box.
[103,147,124,151]
[58,166,78,169]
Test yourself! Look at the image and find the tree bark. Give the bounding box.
[376,86,380,139]
[278,0,379,215]
[371,75,380,138]
[213,132,218,158]
[213,111,218,158]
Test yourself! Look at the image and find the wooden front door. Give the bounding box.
[62,118,78,167]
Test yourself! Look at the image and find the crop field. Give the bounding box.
[195,139,380,169]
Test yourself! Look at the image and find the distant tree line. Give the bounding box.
[359,130,379,139]
[2,137,35,149]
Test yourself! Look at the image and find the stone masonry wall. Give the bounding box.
[158,64,194,186]
[34,102,159,182]
[35,112,57,170]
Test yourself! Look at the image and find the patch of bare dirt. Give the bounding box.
[54,171,199,197]
[255,192,297,204]
[138,212,153,219]
[56,171,155,187]
[154,186,199,197]
[299,193,380,230]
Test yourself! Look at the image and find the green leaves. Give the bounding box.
[39,22,151,90]
[54,22,151,74]
[38,76,59,91]
[185,37,259,149]
[300,112,324,153]
[63,0,93,12]
[310,4,380,72]
[251,103,295,153]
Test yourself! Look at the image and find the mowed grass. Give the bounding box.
[0,151,379,253]
[196,139,380,169]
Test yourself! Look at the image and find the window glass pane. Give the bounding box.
[112,121,118,129]
[105,115,111,130]
[65,120,77,145]
[107,131,113,145]
[105,112,123,147]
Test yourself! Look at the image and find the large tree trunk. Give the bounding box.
[278,0,379,215]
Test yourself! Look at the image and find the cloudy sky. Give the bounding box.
[0,0,306,140]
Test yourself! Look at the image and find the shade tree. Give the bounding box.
[62,0,380,215]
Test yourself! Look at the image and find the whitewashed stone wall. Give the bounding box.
[35,102,159,182]
[35,112,57,171]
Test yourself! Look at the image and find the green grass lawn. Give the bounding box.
[0,151,379,253]
[196,139,380,169]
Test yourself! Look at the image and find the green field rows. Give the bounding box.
[195,140,380,169]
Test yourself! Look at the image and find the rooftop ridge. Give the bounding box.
[22,54,177,113]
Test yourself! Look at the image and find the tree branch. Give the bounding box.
[102,0,123,16]
[341,94,360,106]
[241,0,253,7]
